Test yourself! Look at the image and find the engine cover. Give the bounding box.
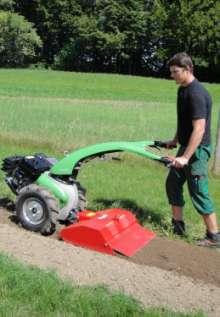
[20,154,57,176]
[1,154,57,194]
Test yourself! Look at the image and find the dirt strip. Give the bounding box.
[130,236,220,287]
[0,222,220,317]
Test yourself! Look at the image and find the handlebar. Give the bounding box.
[160,157,173,167]
[150,140,177,149]
[154,141,168,148]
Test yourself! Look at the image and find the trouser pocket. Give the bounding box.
[187,162,214,214]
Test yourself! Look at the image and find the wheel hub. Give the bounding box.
[22,198,45,225]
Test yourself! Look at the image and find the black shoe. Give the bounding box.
[172,218,185,236]
[196,231,220,248]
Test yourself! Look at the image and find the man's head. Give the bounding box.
[168,52,194,86]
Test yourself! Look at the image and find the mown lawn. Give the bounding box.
[0,69,219,239]
[0,69,219,316]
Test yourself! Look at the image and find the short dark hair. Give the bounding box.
[168,52,193,72]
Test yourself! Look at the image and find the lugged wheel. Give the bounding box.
[15,184,59,235]
[76,181,86,211]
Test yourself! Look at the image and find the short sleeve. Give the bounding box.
[189,93,207,119]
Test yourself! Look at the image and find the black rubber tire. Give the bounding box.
[75,182,87,211]
[15,184,59,235]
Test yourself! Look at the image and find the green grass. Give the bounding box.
[0,253,206,317]
[0,69,217,316]
[0,69,219,152]
[0,69,219,240]
[0,68,219,102]
[0,96,177,152]
[0,69,176,101]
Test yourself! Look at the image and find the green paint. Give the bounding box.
[50,141,162,175]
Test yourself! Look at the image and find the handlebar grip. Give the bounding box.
[160,157,173,167]
[154,141,177,149]
[154,141,167,148]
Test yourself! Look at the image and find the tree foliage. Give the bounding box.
[1,0,219,80]
[0,10,42,67]
[157,0,220,79]
[0,0,14,11]
[14,0,82,64]
[55,0,150,73]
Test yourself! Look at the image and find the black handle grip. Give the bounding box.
[154,141,167,148]
[154,141,177,149]
[160,157,173,167]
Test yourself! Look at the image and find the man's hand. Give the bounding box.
[164,139,178,149]
[167,155,189,168]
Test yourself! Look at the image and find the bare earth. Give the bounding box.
[0,207,220,317]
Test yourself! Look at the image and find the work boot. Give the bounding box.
[196,231,220,248]
[172,218,185,236]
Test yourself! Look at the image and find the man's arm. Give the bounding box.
[172,119,205,168]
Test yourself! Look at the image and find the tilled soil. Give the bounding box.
[0,207,220,316]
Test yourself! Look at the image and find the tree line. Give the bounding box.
[0,0,220,81]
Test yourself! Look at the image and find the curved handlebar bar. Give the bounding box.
[153,140,177,149]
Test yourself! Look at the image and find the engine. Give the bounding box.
[1,154,57,194]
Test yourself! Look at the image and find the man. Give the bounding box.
[165,52,220,247]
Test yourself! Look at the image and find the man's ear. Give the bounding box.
[186,65,193,73]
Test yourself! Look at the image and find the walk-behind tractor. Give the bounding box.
[1,141,171,256]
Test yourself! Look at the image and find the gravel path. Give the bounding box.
[0,215,220,316]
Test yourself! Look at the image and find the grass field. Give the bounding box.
[0,69,219,316]
[0,69,219,239]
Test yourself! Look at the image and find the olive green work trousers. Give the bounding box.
[166,145,214,215]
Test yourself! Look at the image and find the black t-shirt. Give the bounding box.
[177,79,212,146]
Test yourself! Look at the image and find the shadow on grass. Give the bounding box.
[0,196,171,232]
[0,197,19,222]
[94,198,168,229]
[0,197,15,211]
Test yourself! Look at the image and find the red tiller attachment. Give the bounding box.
[59,208,156,257]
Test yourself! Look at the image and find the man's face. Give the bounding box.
[170,66,189,86]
